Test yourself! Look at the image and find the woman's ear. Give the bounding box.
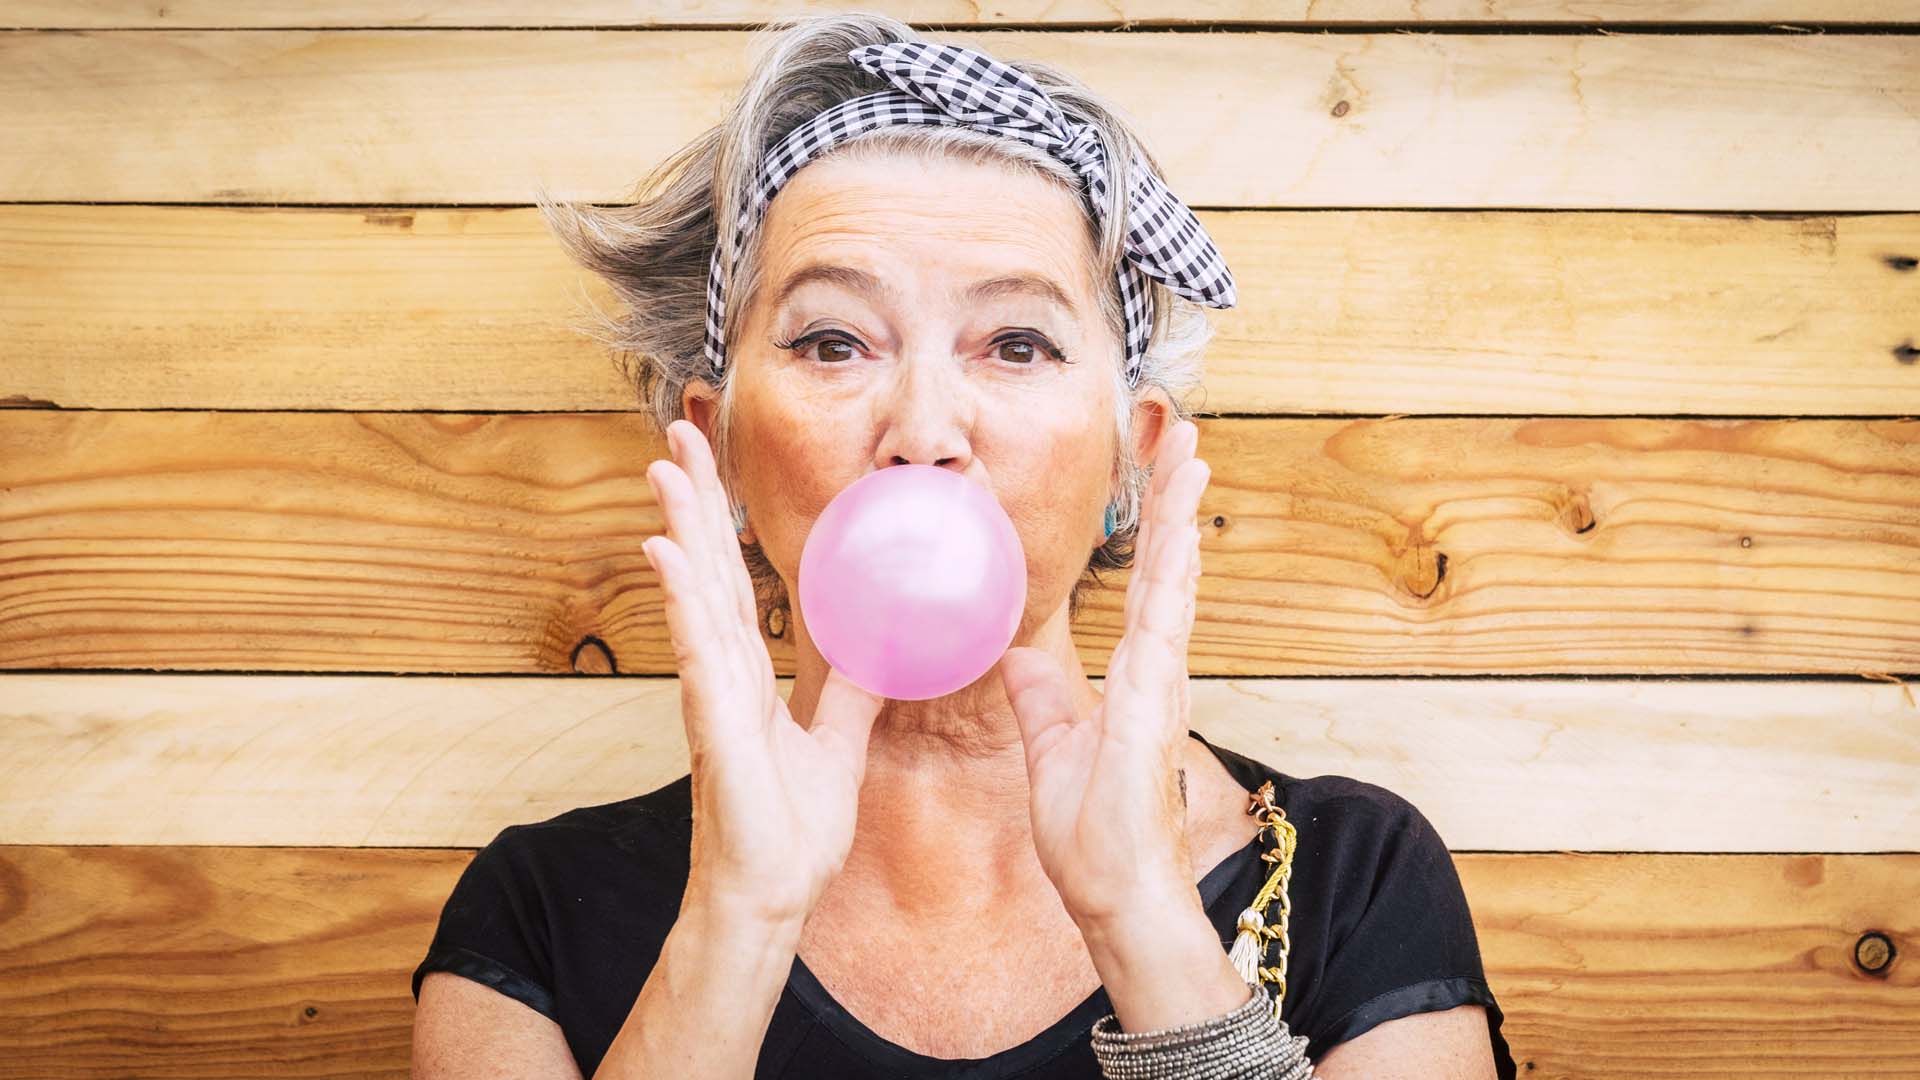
[681,378,720,444]
[676,379,754,544]
[1128,386,1177,473]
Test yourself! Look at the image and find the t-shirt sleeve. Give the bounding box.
[1300,788,1517,1078]
[411,824,558,1022]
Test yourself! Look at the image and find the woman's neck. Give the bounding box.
[785,602,1102,922]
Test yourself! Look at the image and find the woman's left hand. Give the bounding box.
[999,418,1211,930]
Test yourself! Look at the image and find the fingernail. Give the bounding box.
[641,538,657,571]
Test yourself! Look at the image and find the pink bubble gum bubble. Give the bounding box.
[798,464,1028,701]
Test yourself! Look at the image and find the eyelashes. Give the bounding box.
[768,328,849,358]
[770,328,1074,366]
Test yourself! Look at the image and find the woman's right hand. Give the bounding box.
[640,418,887,932]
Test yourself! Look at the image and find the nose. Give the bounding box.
[872,350,974,473]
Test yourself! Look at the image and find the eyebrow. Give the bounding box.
[770,262,1080,319]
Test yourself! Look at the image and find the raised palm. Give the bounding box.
[643,418,886,926]
[999,419,1212,925]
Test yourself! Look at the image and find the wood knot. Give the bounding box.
[570,635,617,674]
[1854,931,1895,976]
[1556,489,1597,536]
[1392,541,1448,601]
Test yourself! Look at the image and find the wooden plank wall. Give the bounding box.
[2,3,1916,1077]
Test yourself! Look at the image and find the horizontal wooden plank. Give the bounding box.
[8,0,1920,28]
[0,844,456,1078]
[1,673,1914,851]
[6,205,1916,414]
[0,205,634,412]
[0,845,1912,1077]
[1453,852,1920,1077]
[3,413,1916,675]
[5,31,1918,206]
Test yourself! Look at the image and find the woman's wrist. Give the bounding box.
[1075,895,1254,1033]
[677,884,807,963]
[595,882,805,1077]
[1090,980,1316,1080]
[682,867,815,939]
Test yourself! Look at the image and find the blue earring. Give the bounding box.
[1102,504,1116,540]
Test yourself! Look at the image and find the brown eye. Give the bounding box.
[997,338,1040,365]
[992,333,1071,366]
[813,338,856,363]
[995,331,1073,366]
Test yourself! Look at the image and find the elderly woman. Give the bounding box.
[412,13,1516,1079]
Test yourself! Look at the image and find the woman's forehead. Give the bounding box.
[768,261,1084,324]
[758,155,1097,296]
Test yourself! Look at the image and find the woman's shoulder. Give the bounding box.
[444,774,699,956]
[470,773,696,886]
[514,772,693,832]
[1191,730,1440,843]
[1190,731,1517,1077]
[411,776,701,1056]
[1191,731,1473,953]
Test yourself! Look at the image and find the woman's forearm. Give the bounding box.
[592,886,803,1080]
[1079,899,1319,1078]
[1076,896,1252,1033]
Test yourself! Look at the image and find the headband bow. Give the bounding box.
[702,40,1237,387]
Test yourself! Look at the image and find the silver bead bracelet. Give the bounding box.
[1090,982,1315,1079]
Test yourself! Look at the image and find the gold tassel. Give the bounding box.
[1228,907,1266,986]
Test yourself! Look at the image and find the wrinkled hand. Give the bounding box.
[642,419,887,929]
[999,419,1211,929]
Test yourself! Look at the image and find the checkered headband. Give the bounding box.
[702,40,1237,387]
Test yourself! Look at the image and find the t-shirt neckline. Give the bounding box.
[781,729,1275,1077]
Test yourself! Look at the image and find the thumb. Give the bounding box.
[999,646,1077,759]
[809,664,886,780]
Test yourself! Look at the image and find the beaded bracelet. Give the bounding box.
[1090,982,1314,1079]
[1089,779,1314,1078]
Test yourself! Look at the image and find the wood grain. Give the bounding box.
[0,844,456,1079]
[0,844,1912,1077]
[3,412,1915,675]
[6,0,1918,28]
[0,673,1914,851]
[1454,852,1920,1078]
[5,205,1916,414]
[5,31,1918,206]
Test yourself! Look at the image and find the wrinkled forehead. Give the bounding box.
[754,153,1102,309]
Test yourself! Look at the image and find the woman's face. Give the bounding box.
[696,150,1168,638]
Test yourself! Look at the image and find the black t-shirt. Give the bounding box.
[412,729,1518,1078]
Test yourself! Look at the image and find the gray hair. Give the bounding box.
[535,11,1214,637]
